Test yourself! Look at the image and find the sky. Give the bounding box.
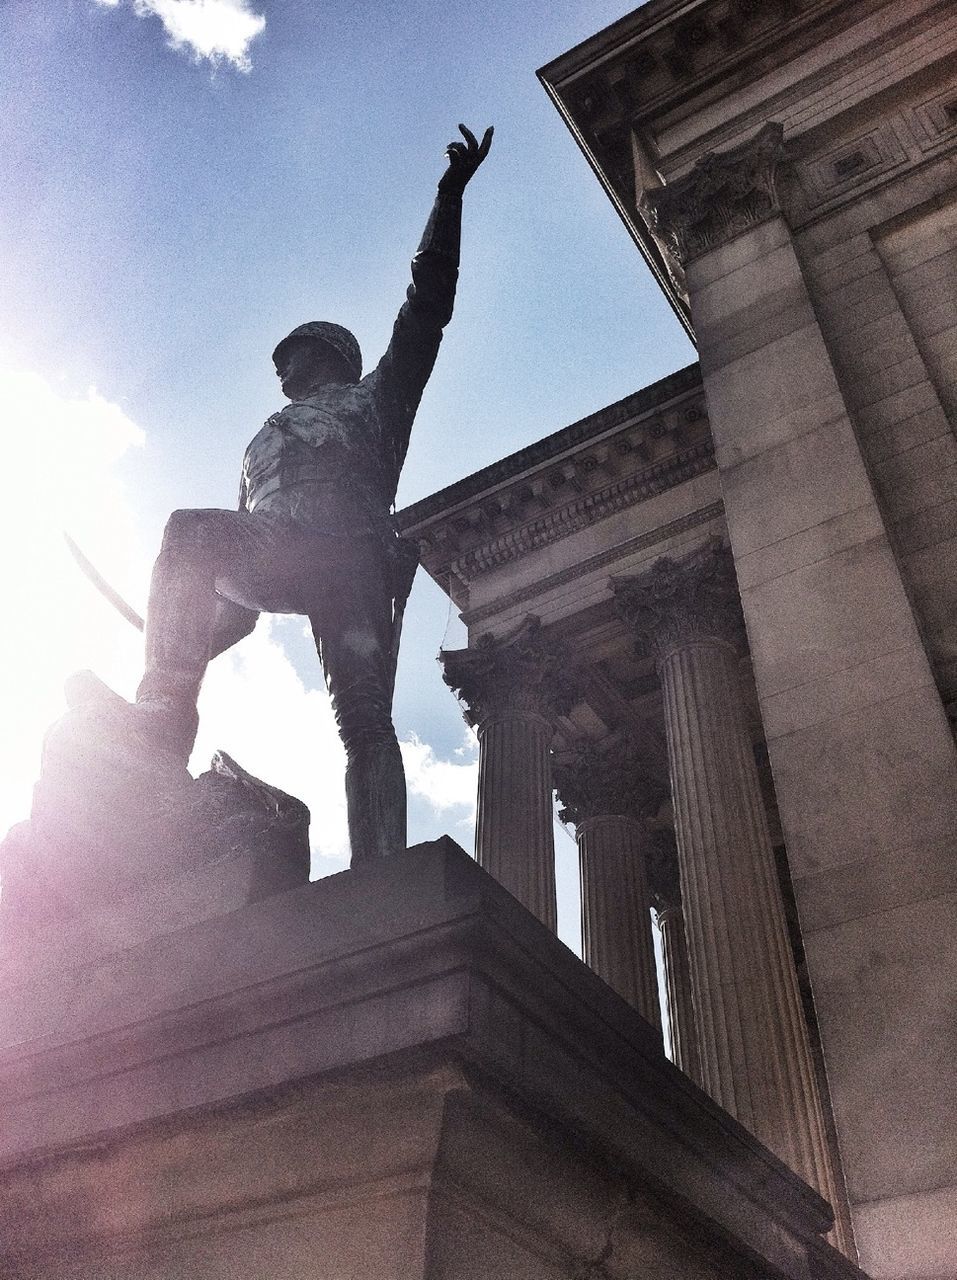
[0,0,694,950]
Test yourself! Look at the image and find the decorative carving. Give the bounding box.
[446,440,714,582]
[553,736,667,827]
[462,502,724,628]
[399,371,710,592]
[639,122,785,264]
[613,538,744,660]
[440,617,580,727]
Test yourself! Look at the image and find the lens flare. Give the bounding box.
[0,365,147,836]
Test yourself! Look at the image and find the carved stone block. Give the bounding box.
[0,672,310,947]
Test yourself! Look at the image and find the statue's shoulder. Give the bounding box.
[243,413,282,461]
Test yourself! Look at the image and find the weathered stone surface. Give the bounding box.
[0,839,865,1280]
[678,195,957,1272]
[440,615,580,725]
[640,122,785,266]
[613,537,744,658]
[607,537,851,1250]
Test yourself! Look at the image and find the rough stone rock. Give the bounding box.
[0,672,310,939]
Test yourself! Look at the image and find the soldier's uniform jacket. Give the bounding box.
[239,192,462,569]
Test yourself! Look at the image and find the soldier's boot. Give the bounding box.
[62,668,199,764]
[135,670,201,763]
[344,729,407,863]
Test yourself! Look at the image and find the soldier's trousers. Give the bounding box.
[136,507,406,863]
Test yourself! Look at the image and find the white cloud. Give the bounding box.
[94,0,266,72]
[198,663,480,870]
[193,617,351,870]
[401,729,478,827]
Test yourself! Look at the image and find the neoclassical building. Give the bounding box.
[398,1,957,1276]
[1,1,954,1276]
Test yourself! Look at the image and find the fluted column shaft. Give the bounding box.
[660,633,846,1245]
[578,815,660,1027]
[655,903,699,1078]
[615,542,851,1256]
[476,710,556,930]
[441,619,578,934]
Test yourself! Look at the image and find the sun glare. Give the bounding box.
[0,364,147,837]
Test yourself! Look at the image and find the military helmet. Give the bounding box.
[272,321,362,382]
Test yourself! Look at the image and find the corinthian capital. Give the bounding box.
[553,736,666,827]
[613,539,743,659]
[639,122,785,265]
[440,616,579,727]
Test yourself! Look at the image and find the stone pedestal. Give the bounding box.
[616,541,852,1257]
[441,618,578,930]
[0,838,866,1280]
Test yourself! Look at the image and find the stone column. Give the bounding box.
[615,541,852,1256]
[553,739,662,1028]
[655,902,696,1073]
[440,618,577,931]
[648,830,700,1080]
[638,123,957,1261]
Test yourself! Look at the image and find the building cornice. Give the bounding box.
[447,439,715,590]
[397,365,713,604]
[462,500,723,628]
[537,0,892,328]
[538,0,861,124]
[397,364,700,528]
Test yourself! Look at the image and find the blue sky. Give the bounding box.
[0,0,693,946]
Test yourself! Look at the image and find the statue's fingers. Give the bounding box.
[458,123,478,151]
[477,125,494,160]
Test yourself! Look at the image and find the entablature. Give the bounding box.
[397,363,713,610]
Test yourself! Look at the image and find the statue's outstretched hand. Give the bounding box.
[438,124,493,197]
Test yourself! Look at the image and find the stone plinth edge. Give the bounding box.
[0,836,867,1280]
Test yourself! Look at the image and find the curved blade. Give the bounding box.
[63,532,144,632]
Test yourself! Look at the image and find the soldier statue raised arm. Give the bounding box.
[133,124,493,864]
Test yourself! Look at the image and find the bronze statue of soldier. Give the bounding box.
[133,124,492,863]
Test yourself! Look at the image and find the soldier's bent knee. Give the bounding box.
[161,508,227,557]
[162,509,201,550]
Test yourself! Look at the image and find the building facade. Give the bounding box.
[399,2,957,1276]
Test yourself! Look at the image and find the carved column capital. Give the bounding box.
[613,539,744,661]
[553,736,666,827]
[440,616,579,728]
[639,122,785,266]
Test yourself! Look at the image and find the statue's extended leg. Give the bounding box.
[313,564,406,863]
[136,508,259,759]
